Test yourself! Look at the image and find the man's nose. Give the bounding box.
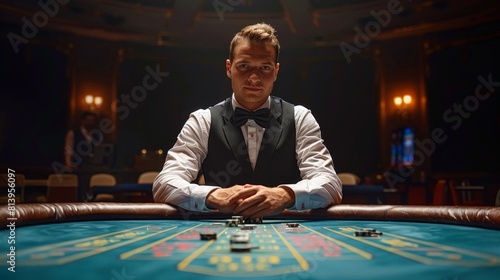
[248,72,260,84]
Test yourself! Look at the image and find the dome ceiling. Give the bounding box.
[1,0,499,49]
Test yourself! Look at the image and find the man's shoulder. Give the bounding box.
[294,104,309,112]
[190,108,211,118]
[212,100,226,107]
[270,96,309,113]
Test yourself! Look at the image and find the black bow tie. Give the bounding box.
[233,107,271,128]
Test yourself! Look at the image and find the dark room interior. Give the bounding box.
[1,2,500,280]
[1,0,499,205]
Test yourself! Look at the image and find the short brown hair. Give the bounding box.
[229,22,280,63]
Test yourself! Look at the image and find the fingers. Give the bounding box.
[234,187,290,218]
[233,190,277,217]
[234,198,281,219]
[209,185,288,218]
[206,188,240,213]
[227,187,257,203]
[233,194,263,215]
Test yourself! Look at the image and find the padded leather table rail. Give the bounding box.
[2,203,500,229]
[2,203,500,280]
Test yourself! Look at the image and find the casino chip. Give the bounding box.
[199,232,217,240]
[354,228,383,237]
[230,233,250,244]
[230,243,254,252]
[229,232,254,252]
[232,216,244,224]
[225,218,240,227]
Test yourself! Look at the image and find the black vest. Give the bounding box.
[202,96,301,187]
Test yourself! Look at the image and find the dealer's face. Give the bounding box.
[226,39,279,111]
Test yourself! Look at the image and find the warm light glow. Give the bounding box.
[394,96,403,106]
[94,96,103,106]
[157,149,164,155]
[141,149,147,156]
[84,94,103,111]
[394,94,412,120]
[403,95,412,104]
[85,95,94,105]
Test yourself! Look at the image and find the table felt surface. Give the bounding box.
[2,219,500,280]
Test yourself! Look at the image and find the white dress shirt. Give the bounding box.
[153,95,342,211]
[64,126,93,167]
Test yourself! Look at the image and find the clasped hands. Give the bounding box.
[205,184,295,219]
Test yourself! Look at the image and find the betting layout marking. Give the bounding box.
[324,226,500,266]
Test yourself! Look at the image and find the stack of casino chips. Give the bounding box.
[225,216,263,227]
[354,228,383,237]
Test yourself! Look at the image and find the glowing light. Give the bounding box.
[85,95,94,105]
[394,96,403,106]
[94,96,103,106]
[403,95,412,104]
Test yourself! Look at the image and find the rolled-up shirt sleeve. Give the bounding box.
[280,105,342,210]
[153,109,219,211]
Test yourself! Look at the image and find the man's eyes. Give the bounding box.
[237,64,250,70]
[236,64,272,71]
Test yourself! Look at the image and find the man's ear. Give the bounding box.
[274,62,280,81]
[226,59,232,78]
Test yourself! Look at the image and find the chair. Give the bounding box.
[448,180,483,206]
[432,179,448,205]
[138,171,159,184]
[89,173,116,202]
[0,173,25,203]
[46,174,78,202]
[337,173,361,185]
[432,179,460,205]
[128,171,158,202]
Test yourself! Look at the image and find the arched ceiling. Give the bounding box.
[1,0,499,49]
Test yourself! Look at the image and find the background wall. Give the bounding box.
[111,46,380,177]
[0,0,499,184]
[0,39,69,167]
[426,34,500,174]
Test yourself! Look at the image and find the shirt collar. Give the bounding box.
[231,93,270,111]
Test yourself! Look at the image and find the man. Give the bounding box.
[153,23,342,218]
[64,111,98,170]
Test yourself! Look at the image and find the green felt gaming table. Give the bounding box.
[2,215,500,280]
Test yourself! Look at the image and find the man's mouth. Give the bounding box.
[244,86,262,92]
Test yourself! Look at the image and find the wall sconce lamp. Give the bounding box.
[85,94,103,112]
[394,94,412,120]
